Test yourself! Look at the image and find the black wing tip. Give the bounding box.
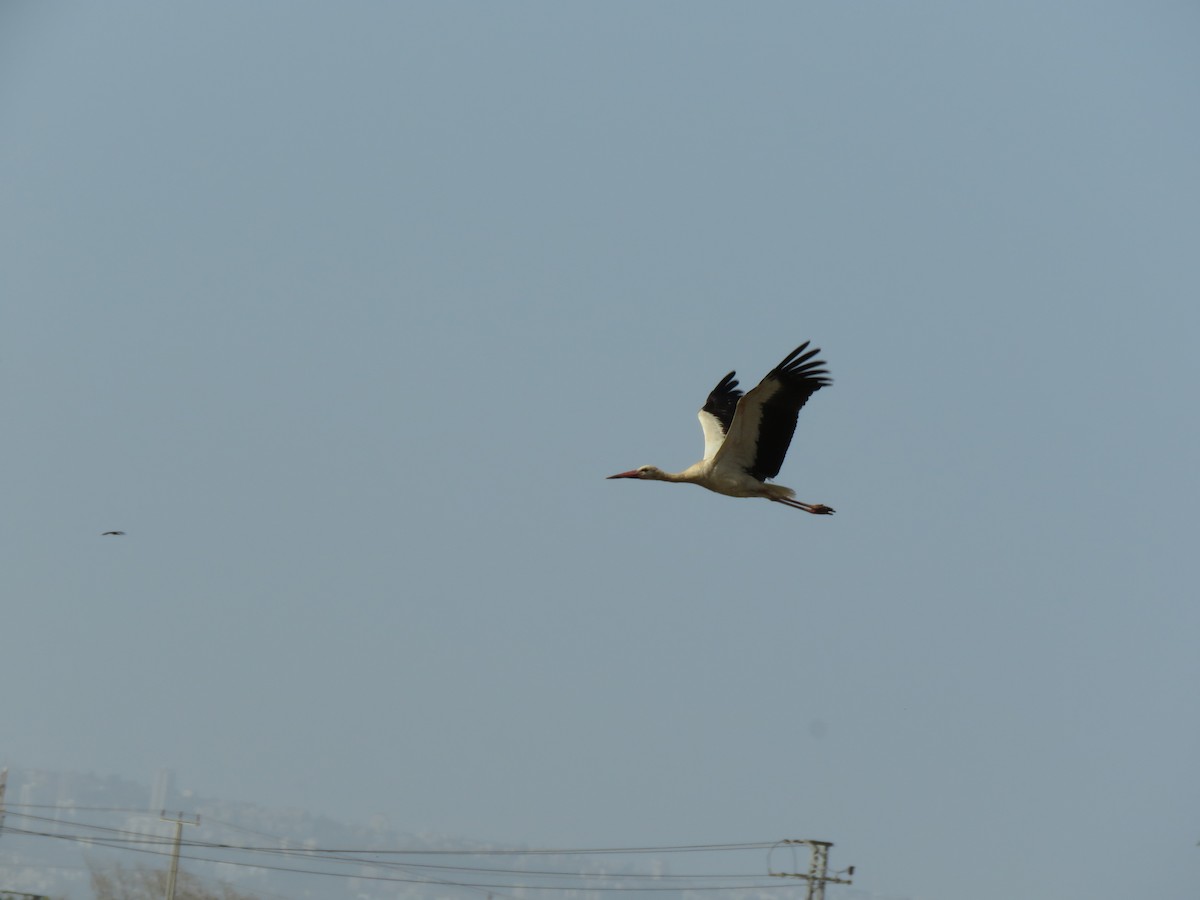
[710,370,740,393]
[704,370,743,406]
[702,369,743,431]
[771,341,832,386]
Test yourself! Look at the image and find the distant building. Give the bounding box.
[151,767,174,811]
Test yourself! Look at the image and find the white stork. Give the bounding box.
[607,342,835,514]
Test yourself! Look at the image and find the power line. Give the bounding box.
[4,823,811,893]
[4,812,777,863]
[11,828,797,891]
[4,810,774,856]
[5,805,850,896]
[4,808,157,819]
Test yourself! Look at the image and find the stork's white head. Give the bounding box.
[606,465,666,481]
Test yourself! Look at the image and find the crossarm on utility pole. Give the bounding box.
[766,839,854,900]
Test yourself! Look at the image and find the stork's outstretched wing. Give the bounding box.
[697,370,742,460]
[713,342,831,481]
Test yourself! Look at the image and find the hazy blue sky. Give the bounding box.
[3,4,1198,899]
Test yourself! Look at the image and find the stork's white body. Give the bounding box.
[608,342,834,515]
[634,459,796,500]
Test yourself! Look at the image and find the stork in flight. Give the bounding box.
[607,342,835,514]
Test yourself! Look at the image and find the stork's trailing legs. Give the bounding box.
[771,498,836,515]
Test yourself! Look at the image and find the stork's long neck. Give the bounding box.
[656,469,693,483]
[655,461,709,484]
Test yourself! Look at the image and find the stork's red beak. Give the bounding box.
[606,469,640,479]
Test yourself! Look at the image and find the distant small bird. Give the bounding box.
[607,342,835,514]
[100,531,126,536]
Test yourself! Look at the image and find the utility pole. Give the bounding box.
[1,772,49,900]
[160,810,199,900]
[767,839,854,900]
